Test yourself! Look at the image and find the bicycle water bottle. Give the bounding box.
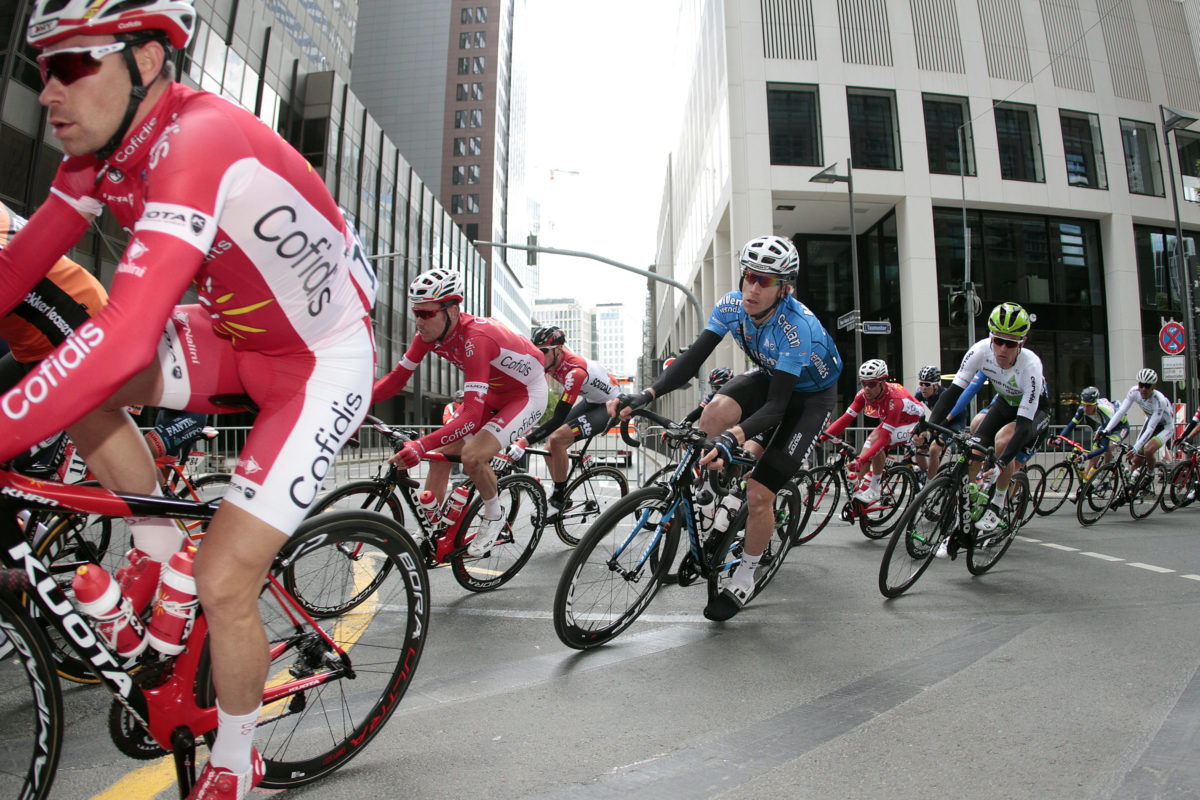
[72,565,148,658]
[709,494,740,536]
[443,485,471,523]
[417,490,442,526]
[145,546,198,656]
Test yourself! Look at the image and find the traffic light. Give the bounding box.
[948,291,968,327]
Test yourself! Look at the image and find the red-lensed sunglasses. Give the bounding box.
[860,379,884,388]
[412,307,447,320]
[37,42,127,86]
[742,271,783,289]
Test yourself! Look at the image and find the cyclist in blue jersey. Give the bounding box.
[1055,386,1128,473]
[609,234,841,621]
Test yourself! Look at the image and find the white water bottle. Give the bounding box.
[417,490,442,526]
[709,494,740,535]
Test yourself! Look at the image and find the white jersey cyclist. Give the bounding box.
[950,337,1046,421]
[1104,385,1174,450]
[0,80,377,531]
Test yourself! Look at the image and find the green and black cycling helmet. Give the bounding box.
[1080,386,1100,404]
[531,325,566,348]
[708,367,733,390]
[987,302,1031,339]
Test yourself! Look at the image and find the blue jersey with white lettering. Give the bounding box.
[704,292,841,392]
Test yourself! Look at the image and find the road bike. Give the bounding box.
[553,408,800,649]
[1075,443,1166,526]
[309,415,546,592]
[800,435,917,543]
[0,466,428,799]
[1164,441,1200,511]
[1033,435,1094,516]
[878,421,1031,598]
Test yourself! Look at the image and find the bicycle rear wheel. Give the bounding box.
[1076,464,1117,526]
[1035,462,1074,516]
[879,474,954,598]
[1129,465,1166,520]
[798,465,840,544]
[452,473,545,591]
[553,486,679,649]
[705,487,798,603]
[553,466,629,546]
[859,465,916,540]
[197,510,428,790]
[967,472,1028,575]
[0,590,63,800]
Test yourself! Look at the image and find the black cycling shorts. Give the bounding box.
[718,370,836,493]
[565,400,613,441]
[974,395,1050,461]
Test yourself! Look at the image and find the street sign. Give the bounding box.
[862,320,892,334]
[1163,354,1186,381]
[1160,320,1186,355]
[837,310,860,331]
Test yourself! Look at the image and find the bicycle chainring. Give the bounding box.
[840,501,855,522]
[676,553,700,586]
[109,699,168,760]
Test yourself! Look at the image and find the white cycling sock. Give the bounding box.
[483,495,502,519]
[731,552,761,591]
[126,484,185,562]
[209,701,260,774]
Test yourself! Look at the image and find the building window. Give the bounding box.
[452,166,466,185]
[1177,132,1200,202]
[923,93,975,176]
[473,31,486,48]
[459,32,472,49]
[454,110,468,129]
[472,56,485,74]
[453,137,467,156]
[457,58,470,75]
[469,137,483,156]
[468,165,481,184]
[476,7,488,23]
[466,194,480,214]
[471,82,484,101]
[1120,119,1163,196]
[456,83,470,101]
[766,83,821,167]
[461,8,474,23]
[994,101,1044,182]
[847,88,901,170]
[1060,110,1107,189]
[469,109,483,128]
[451,194,464,214]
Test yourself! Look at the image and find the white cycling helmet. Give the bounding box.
[27,0,197,48]
[409,269,464,305]
[739,235,799,278]
[1136,368,1158,385]
[858,359,889,381]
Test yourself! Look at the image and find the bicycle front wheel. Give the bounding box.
[452,473,545,591]
[966,472,1028,575]
[879,474,954,598]
[553,486,680,649]
[197,510,428,789]
[798,465,840,544]
[0,590,64,800]
[1129,465,1166,520]
[554,466,629,546]
[308,479,406,525]
[1076,464,1117,526]
[859,465,916,540]
[1035,462,1074,516]
[1168,460,1198,509]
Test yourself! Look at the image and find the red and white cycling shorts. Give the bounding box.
[478,381,549,447]
[154,304,374,533]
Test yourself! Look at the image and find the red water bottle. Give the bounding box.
[145,546,198,656]
[72,565,148,658]
[443,485,471,523]
[417,490,442,526]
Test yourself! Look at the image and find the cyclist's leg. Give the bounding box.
[425,438,464,504]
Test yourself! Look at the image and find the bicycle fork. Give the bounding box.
[606,503,676,582]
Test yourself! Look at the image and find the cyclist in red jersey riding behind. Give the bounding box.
[506,325,620,512]
[0,2,378,797]
[823,359,924,502]
[373,269,547,556]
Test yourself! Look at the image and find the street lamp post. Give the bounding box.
[810,157,862,372]
[1161,104,1199,416]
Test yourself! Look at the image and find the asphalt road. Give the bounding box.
[42,496,1200,800]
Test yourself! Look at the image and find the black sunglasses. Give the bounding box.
[991,336,1021,349]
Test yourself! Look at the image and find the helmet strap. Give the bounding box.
[96,44,154,161]
[436,304,459,342]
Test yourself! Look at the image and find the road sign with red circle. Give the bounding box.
[1160,321,1186,355]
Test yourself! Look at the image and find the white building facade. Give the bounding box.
[652,0,1200,425]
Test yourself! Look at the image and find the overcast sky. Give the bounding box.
[521,0,682,358]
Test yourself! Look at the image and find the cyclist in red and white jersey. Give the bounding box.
[823,359,923,502]
[374,269,547,556]
[506,325,619,511]
[0,3,377,796]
